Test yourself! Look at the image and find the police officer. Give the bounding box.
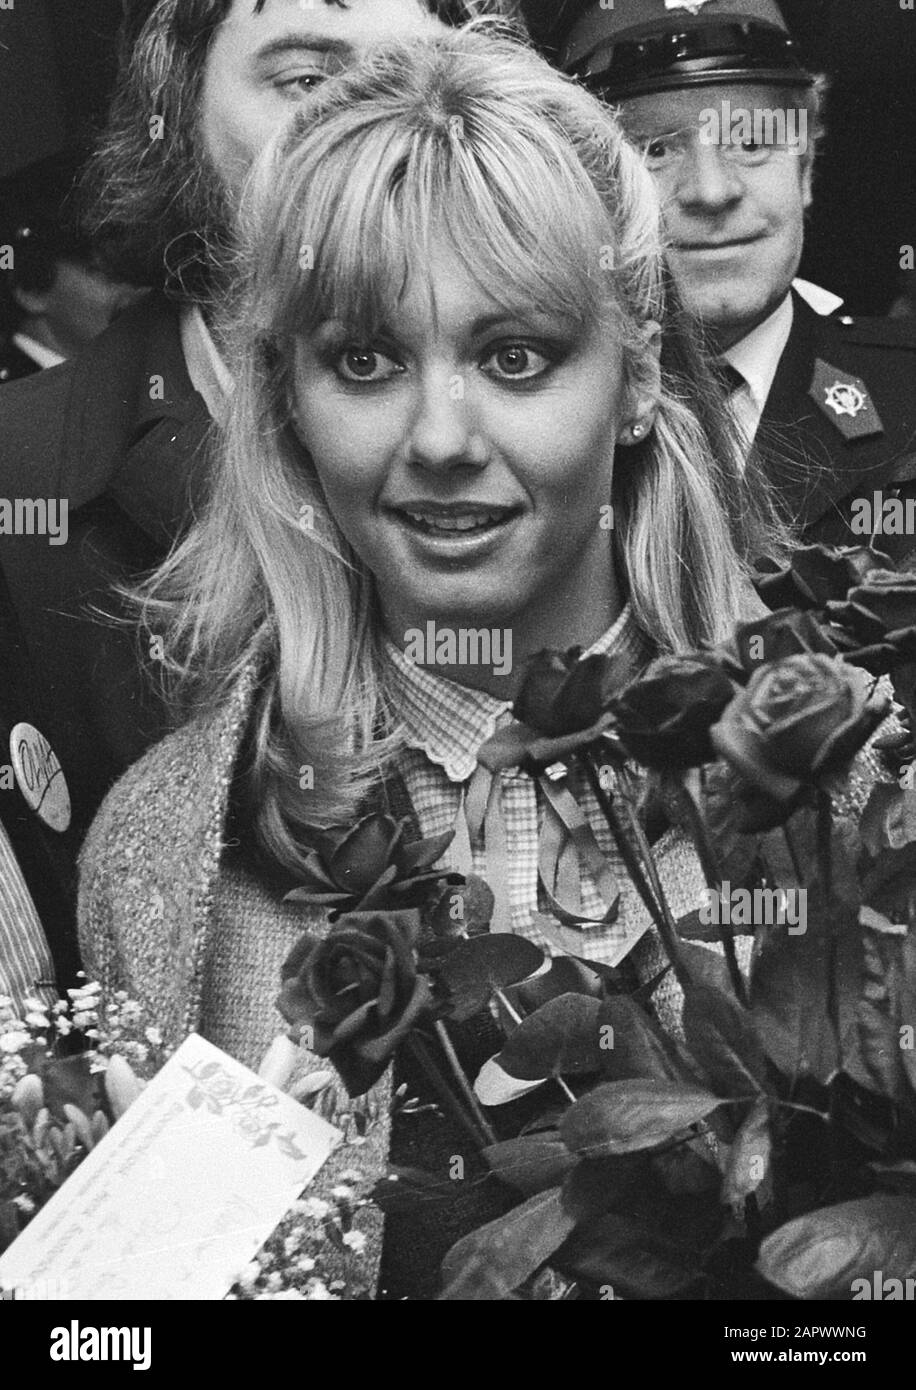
[558,0,916,561]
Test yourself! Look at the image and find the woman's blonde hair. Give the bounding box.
[137,23,786,870]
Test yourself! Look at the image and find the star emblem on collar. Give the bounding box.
[824,380,868,419]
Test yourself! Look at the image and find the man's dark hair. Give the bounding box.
[82,0,523,303]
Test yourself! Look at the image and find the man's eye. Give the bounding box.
[643,136,680,166]
[275,71,328,98]
[335,347,402,383]
[482,344,552,382]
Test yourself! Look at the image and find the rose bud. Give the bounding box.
[284,812,456,916]
[514,647,632,738]
[710,609,838,684]
[710,654,890,819]
[608,656,736,770]
[277,910,433,1096]
[755,543,894,612]
[827,569,916,649]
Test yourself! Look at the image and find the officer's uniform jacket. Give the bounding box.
[754,292,916,559]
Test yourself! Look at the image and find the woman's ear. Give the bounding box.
[618,319,662,447]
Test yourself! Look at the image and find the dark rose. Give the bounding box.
[513,647,633,738]
[710,654,890,829]
[278,910,433,1096]
[607,656,736,770]
[755,543,894,611]
[827,570,916,655]
[711,609,838,684]
[284,812,457,917]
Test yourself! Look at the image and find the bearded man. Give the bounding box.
[0,0,521,992]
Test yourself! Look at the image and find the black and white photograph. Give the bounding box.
[1,0,915,1351]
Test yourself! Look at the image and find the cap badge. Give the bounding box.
[9,723,71,833]
[824,380,867,419]
[665,0,717,12]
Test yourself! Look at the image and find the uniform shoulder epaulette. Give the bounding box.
[827,313,916,352]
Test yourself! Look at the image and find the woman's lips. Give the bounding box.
[387,505,519,553]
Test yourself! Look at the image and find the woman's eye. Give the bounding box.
[335,347,402,384]
[483,344,552,382]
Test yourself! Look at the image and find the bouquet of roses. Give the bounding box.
[278,543,916,1301]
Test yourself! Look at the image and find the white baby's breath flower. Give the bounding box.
[55,1017,73,1036]
[338,1169,366,1186]
[304,1279,338,1301]
[25,1012,50,1030]
[342,1230,367,1255]
[0,996,14,1010]
[294,1197,330,1221]
[296,1256,316,1274]
[283,1232,304,1257]
[22,997,48,1014]
[272,1289,306,1300]
[236,1262,261,1292]
[331,1184,356,1203]
[0,1031,30,1054]
[144,1026,163,1047]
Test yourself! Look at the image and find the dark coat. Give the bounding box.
[0,291,211,987]
[756,294,916,558]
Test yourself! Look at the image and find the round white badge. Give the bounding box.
[10,723,71,833]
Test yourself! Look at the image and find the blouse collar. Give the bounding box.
[381,603,654,783]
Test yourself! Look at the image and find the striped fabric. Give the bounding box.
[380,604,672,967]
[0,818,56,1017]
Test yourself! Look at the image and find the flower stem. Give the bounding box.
[433,1019,498,1146]
[675,777,748,1008]
[587,753,689,991]
[404,1033,490,1151]
[582,755,664,927]
[816,790,841,1063]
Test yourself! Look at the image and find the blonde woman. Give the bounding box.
[79,26,791,1297]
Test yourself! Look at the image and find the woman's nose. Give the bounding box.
[675,143,744,212]
[407,373,489,472]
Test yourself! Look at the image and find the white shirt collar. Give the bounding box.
[179,305,234,420]
[723,292,796,419]
[11,332,65,371]
[793,277,844,317]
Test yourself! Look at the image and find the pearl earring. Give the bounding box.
[631,423,645,438]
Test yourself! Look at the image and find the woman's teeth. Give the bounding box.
[402,511,505,533]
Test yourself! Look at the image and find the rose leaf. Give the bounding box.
[756,1195,916,1299]
[559,1079,724,1158]
[433,935,545,1022]
[554,1211,705,1299]
[492,994,606,1079]
[482,1135,578,1196]
[438,1187,576,1300]
[721,1097,774,1217]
